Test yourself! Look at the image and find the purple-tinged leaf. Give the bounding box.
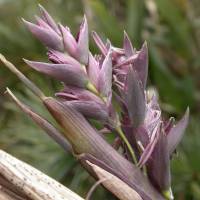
[144,103,161,134]
[59,24,77,57]
[147,125,171,192]
[98,50,112,98]
[64,100,108,121]
[56,92,78,100]
[48,49,82,68]
[24,59,88,87]
[168,108,189,155]
[56,86,103,103]
[125,68,146,128]
[105,39,111,51]
[132,42,148,87]
[6,88,72,153]
[38,4,59,33]
[77,153,119,181]
[76,16,89,65]
[43,97,164,200]
[87,53,100,87]
[35,16,53,30]
[138,123,160,167]
[135,125,149,147]
[164,117,175,135]
[114,54,138,68]
[122,125,140,161]
[23,19,63,51]
[123,31,135,57]
[92,31,107,56]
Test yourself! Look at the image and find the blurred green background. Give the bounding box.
[0,0,200,199]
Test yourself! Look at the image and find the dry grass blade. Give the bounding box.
[86,161,143,200]
[0,150,84,200]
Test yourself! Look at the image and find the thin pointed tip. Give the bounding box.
[4,87,11,95]
[38,4,45,12]
[5,88,19,103]
[81,15,88,27]
[23,58,30,65]
[0,53,6,62]
[142,41,148,48]
[5,87,11,95]
[21,18,33,27]
[123,30,128,37]
[21,18,26,23]
[58,23,64,32]
[91,30,97,36]
[83,14,87,21]
[185,107,190,118]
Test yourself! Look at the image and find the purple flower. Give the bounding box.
[17,6,190,199]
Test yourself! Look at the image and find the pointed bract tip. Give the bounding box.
[5,87,28,108]
[123,30,129,38]
[23,58,30,65]
[38,3,45,10]
[38,4,49,16]
[186,106,190,115]
[21,18,29,24]
[83,14,87,22]
[80,15,88,29]
[0,53,6,63]
[167,107,190,155]
[142,41,148,49]
[6,88,17,102]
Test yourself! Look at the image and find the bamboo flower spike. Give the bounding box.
[1,5,190,200]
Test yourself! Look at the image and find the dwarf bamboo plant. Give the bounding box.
[0,5,189,200]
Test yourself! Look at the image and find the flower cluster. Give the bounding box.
[17,5,189,199]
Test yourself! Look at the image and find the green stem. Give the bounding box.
[116,126,137,164]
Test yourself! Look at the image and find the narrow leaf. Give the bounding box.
[65,100,108,121]
[24,59,88,87]
[87,53,100,87]
[6,88,72,153]
[168,107,189,154]
[147,125,171,192]
[123,31,135,57]
[38,4,59,33]
[92,31,107,56]
[0,54,45,99]
[125,68,146,128]
[77,16,89,65]
[59,24,77,58]
[98,50,112,98]
[23,19,63,51]
[133,42,148,87]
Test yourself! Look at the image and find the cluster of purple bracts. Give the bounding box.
[22,5,189,199]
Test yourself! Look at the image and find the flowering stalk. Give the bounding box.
[0,5,189,200]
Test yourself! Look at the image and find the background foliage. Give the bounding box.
[0,0,199,199]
